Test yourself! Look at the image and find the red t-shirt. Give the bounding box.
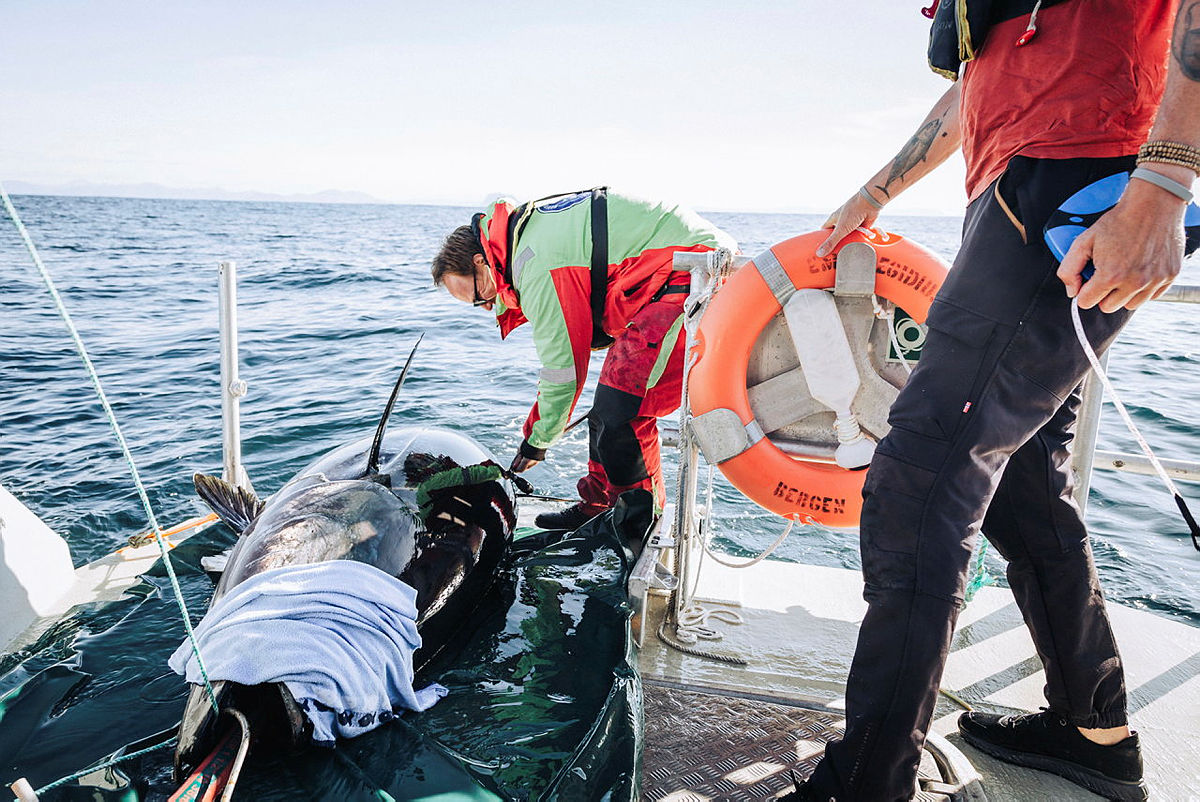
[960,1,1174,201]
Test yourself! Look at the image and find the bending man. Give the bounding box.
[433,188,735,530]
[786,2,1199,800]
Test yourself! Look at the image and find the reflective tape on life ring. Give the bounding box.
[687,228,948,527]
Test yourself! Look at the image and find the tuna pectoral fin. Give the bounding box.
[194,473,264,535]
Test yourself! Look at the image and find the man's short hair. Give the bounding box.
[431,225,484,285]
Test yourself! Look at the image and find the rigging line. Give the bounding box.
[654,256,747,667]
[33,736,178,795]
[1070,298,1200,550]
[695,462,800,570]
[700,514,797,570]
[1,182,219,711]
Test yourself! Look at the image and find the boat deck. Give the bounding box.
[637,556,1200,801]
[5,505,1197,800]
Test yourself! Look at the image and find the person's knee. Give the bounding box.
[590,385,650,485]
[590,384,641,430]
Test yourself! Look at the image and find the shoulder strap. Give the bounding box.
[502,188,613,348]
[928,0,1073,77]
[503,203,533,287]
[589,187,614,349]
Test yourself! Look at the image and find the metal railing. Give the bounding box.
[1071,284,1200,511]
[636,253,1200,648]
[218,261,253,494]
[662,250,1200,506]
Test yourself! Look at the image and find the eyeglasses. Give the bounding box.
[472,267,490,307]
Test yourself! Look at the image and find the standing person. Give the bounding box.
[784,2,1200,800]
[432,189,735,530]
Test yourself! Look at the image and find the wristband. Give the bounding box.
[858,187,883,210]
[518,439,547,461]
[1130,166,1195,203]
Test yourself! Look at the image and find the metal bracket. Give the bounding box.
[690,408,764,465]
[629,505,679,647]
[834,242,877,297]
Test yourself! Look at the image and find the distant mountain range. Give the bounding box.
[4,179,387,205]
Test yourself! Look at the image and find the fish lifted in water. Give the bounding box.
[172,342,516,778]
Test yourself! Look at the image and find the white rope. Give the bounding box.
[702,515,799,569]
[873,295,914,376]
[834,412,865,445]
[1071,299,1195,512]
[672,604,744,644]
[696,463,800,570]
[1,181,219,714]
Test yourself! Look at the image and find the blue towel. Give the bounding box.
[168,560,447,745]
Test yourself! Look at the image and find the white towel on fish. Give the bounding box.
[168,560,448,745]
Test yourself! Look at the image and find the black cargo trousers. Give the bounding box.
[807,155,1138,801]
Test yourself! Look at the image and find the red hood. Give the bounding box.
[476,200,528,339]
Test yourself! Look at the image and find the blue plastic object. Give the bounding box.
[1043,171,1200,282]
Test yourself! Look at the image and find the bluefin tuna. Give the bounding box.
[173,348,516,777]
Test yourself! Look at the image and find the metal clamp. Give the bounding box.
[690,408,765,464]
[834,242,877,297]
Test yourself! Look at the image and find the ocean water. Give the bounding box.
[2,192,1198,634]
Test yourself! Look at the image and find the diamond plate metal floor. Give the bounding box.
[642,681,958,802]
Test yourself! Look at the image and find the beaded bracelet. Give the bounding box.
[1137,140,1200,175]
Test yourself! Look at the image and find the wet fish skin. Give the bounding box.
[174,425,515,779]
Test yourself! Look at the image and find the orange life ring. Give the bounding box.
[687,228,948,527]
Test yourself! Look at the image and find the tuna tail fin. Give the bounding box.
[365,334,423,478]
[193,472,265,535]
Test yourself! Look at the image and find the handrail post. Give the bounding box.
[1071,354,1108,515]
[218,261,250,491]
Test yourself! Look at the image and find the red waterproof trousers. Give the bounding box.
[577,281,688,510]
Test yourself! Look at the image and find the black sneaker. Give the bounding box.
[775,772,831,801]
[958,709,1147,801]
[533,502,608,531]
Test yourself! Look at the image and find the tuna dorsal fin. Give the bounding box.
[193,472,265,535]
[365,334,423,477]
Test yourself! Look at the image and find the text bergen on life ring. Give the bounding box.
[687,228,948,527]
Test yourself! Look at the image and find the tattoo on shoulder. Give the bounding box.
[883,118,942,191]
[1174,1,1200,80]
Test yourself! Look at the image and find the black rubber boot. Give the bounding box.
[533,502,609,531]
[958,710,1147,801]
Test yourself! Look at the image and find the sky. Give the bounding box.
[1,1,968,215]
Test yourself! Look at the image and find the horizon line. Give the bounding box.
[3,187,966,219]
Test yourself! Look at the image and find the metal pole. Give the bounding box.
[1158,283,1200,303]
[669,249,736,622]
[218,261,249,491]
[666,252,715,624]
[1071,354,1108,515]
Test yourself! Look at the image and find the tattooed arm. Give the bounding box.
[1058,0,1200,311]
[817,82,961,257]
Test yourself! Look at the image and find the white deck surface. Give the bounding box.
[639,558,1200,801]
[2,522,212,654]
